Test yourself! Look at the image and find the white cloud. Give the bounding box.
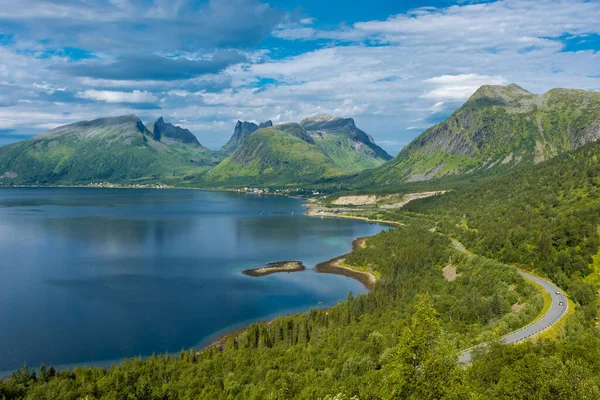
[0,0,599,155]
[299,18,314,25]
[422,74,507,100]
[32,82,66,94]
[431,102,445,113]
[279,0,600,53]
[77,90,158,103]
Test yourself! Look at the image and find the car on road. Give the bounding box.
[559,301,564,306]
[556,291,560,295]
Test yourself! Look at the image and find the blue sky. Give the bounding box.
[0,0,599,153]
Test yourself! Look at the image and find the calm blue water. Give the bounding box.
[0,188,386,373]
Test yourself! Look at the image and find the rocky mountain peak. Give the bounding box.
[372,84,600,184]
[258,120,273,129]
[221,119,273,153]
[147,117,201,146]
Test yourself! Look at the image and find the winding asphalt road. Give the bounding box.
[451,239,569,364]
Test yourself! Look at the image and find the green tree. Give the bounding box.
[384,294,460,399]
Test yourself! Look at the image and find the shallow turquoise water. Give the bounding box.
[0,188,386,372]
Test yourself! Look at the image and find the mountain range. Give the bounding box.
[1,84,599,188]
[0,115,219,186]
[202,115,393,186]
[0,113,391,187]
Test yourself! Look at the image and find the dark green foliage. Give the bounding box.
[463,323,600,399]
[404,141,600,311]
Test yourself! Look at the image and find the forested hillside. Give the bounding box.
[1,225,550,399]
[404,140,600,319]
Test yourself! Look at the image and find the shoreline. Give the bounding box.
[314,236,377,290]
[302,199,404,227]
[315,255,377,289]
[205,235,381,349]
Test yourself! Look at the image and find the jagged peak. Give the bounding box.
[258,120,273,129]
[234,120,272,130]
[147,117,200,146]
[222,120,266,153]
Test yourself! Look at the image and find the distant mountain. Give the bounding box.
[147,117,202,147]
[370,84,600,184]
[0,111,394,188]
[203,123,346,186]
[220,120,273,154]
[202,116,393,187]
[300,114,391,171]
[0,115,218,186]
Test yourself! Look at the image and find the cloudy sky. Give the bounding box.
[0,0,599,153]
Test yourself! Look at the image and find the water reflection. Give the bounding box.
[0,188,385,372]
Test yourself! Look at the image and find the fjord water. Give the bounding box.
[0,188,385,372]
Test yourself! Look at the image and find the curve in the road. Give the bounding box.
[450,239,569,364]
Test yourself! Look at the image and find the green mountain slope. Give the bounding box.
[202,123,347,186]
[0,115,216,186]
[300,114,392,172]
[371,84,600,184]
[202,115,392,187]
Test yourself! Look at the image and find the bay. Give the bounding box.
[0,188,386,373]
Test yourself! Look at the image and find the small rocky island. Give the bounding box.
[242,261,306,277]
